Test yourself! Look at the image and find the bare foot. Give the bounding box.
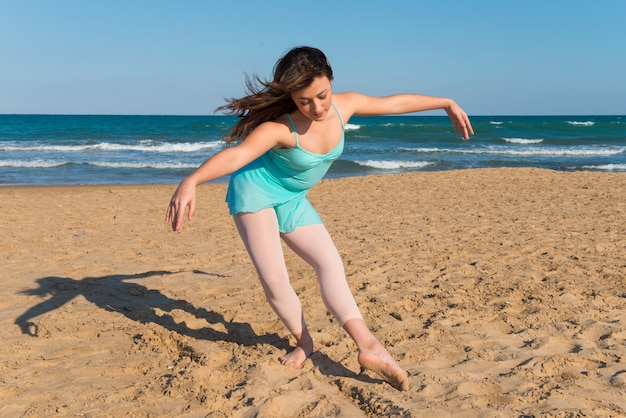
[358,346,409,391]
[278,333,314,369]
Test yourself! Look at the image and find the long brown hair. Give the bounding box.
[216,46,334,144]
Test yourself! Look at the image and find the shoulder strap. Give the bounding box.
[285,113,299,145]
[332,102,345,129]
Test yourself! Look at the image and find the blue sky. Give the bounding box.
[1,1,624,115]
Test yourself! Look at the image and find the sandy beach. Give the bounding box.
[1,168,625,417]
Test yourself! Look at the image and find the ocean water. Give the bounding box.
[0,114,624,186]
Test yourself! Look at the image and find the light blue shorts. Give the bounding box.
[271,194,322,234]
[225,159,323,233]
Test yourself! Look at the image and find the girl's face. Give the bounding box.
[291,76,333,121]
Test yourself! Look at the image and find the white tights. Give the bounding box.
[234,208,363,335]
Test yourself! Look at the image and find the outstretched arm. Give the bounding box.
[337,92,474,140]
[165,121,285,232]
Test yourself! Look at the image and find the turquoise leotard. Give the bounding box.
[225,103,345,233]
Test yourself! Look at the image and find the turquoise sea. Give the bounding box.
[0,114,624,185]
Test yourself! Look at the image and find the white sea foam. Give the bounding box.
[0,159,198,170]
[0,159,66,168]
[400,146,625,157]
[0,141,223,153]
[90,161,198,169]
[355,160,433,169]
[489,147,625,157]
[502,138,544,144]
[567,121,595,126]
[344,123,360,130]
[490,121,504,125]
[582,164,626,171]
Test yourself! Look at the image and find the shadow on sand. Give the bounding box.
[14,270,373,383]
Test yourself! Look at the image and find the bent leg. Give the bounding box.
[281,223,363,325]
[233,209,313,368]
[282,224,408,390]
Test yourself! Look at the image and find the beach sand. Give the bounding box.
[1,168,625,417]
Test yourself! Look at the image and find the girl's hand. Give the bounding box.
[445,101,474,140]
[165,177,197,232]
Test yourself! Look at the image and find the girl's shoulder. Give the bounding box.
[252,117,296,148]
[332,92,369,119]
